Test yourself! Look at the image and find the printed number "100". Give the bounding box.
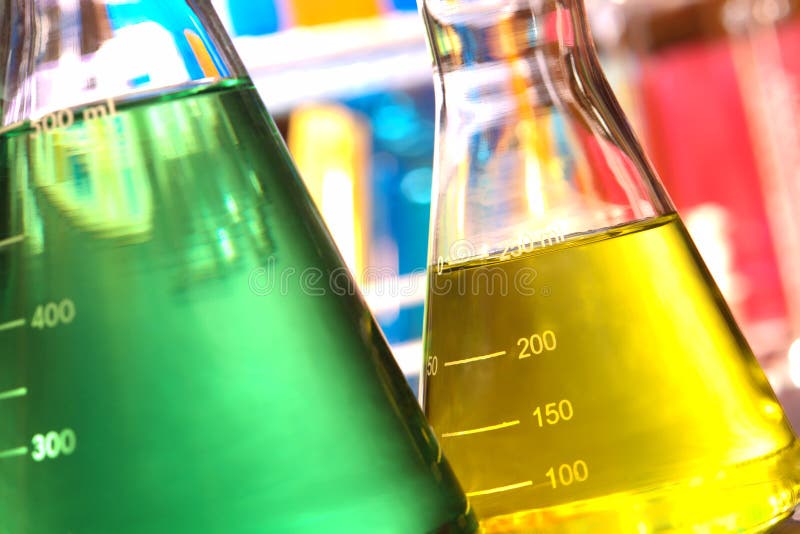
[546,460,588,489]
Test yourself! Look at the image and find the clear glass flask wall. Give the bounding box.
[614,0,800,364]
[722,0,800,378]
[418,0,800,531]
[0,1,477,532]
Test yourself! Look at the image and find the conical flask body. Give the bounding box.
[0,2,475,532]
[419,0,800,531]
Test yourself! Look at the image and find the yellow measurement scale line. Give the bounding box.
[467,480,533,497]
[442,420,520,438]
[445,350,506,367]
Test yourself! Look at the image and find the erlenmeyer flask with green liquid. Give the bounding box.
[419,0,800,531]
[0,1,476,532]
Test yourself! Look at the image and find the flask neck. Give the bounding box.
[420,0,609,111]
[0,0,247,126]
[420,0,673,262]
[421,0,591,74]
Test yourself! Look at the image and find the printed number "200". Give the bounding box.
[31,299,76,330]
[517,330,557,359]
[31,429,77,462]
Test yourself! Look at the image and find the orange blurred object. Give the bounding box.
[287,104,372,279]
[184,29,222,79]
[288,0,382,27]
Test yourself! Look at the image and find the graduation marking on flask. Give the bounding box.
[445,350,507,367]
[30,299,76,330]
[0,318,26,332]
[499,224,567,261]
[29,99,117,139]
[0,122,25,136]
[442,420,521,439]
[517,330,557,359]
[466,480,533,498]
[0,447,29,460]
[0,234,25,248]
[31,429,77,462]
[0,387,27,402]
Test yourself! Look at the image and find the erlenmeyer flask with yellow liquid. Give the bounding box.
[0,1,476,532]
[418,0,800,531]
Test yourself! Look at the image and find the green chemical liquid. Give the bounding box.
[423,215,800,532]
[0,80,474,533]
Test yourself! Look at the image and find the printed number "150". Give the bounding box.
[533,399,574,427]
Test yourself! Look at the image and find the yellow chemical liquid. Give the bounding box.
[423,214,800,533]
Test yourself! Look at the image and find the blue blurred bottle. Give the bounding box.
[392,0,418,11]
[228,0,280,35]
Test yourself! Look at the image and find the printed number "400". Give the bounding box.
[31,299,76,330]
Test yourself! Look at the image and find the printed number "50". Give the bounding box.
[426,356,439,376]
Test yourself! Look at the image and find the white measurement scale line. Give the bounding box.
[467,480,533,498]
[444,350,507,368]
[0,447,28,460]
[0,318,26,332]
[0,234,25,248]
[0,387,27,401]
[442,420,520,438]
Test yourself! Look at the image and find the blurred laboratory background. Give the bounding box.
[206,0,800,416]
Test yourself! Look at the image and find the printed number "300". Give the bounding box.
[31,429,77,462]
